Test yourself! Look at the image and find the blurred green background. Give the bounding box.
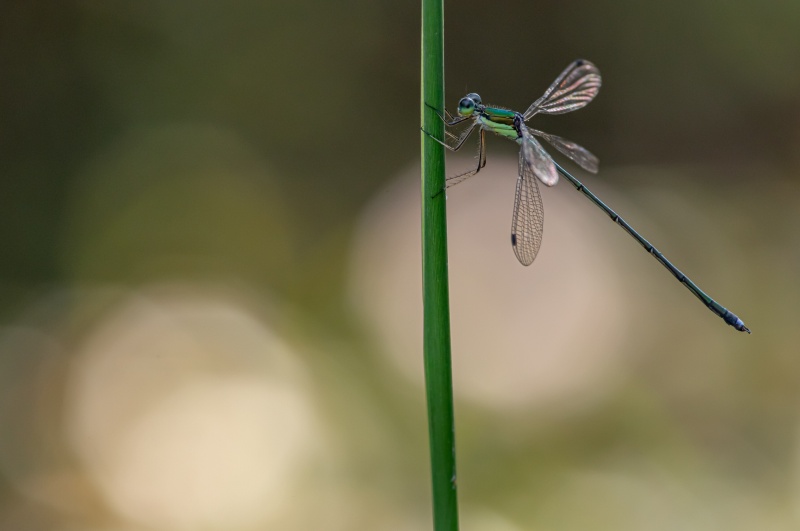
[1,1,799,530]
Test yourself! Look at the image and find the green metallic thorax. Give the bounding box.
[479,106,520,140]
[483,106,516,123]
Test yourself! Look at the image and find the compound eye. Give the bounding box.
[465,92,482,105]
[457,97,475,116]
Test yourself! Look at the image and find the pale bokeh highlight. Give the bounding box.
[63,285,332,530]
[349,158,647,414]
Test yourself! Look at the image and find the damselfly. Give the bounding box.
[424,59,749,333]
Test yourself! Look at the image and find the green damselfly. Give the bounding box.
[424,59,749,333]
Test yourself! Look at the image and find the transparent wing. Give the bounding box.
[531,129,599,173]
[523,60,601,119]
[520,124,558,186]
[511,151,545,266]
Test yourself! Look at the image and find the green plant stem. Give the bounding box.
[420,0,459,530]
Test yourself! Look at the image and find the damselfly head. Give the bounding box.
[457,93,481,116]
[465,93,482,105]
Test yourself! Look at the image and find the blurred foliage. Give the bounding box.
[2,0,799,312]
[1,1,800,529]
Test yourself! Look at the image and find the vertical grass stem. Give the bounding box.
[421,0,459,529]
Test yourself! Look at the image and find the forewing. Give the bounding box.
[532,129,599,173]
[511,151,545,266]
[520,124,559,186]
[523,60,601,119]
